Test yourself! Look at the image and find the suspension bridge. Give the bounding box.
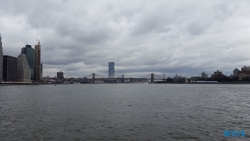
[81,73,168,83]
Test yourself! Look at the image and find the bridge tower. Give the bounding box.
[92,73,95,84]
[151,73,154,83]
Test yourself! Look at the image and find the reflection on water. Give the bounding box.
[0,84,249,140]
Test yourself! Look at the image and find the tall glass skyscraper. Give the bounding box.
[21,45,35,80]
[109,62,115,78]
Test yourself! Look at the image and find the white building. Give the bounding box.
[17,54,31,82]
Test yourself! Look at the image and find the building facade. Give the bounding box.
[238,66,250,80]
[109,62,115,78]
[21,44,35,80]
[241,66,250,71]
[2,55,17,81]
[0,34,3,81]
[233,68,239,77]
[35,41,41,81]
[57,71,64,79]
[173,74,187,83]
[211,70,227,80]
[201,72,208,78]
[17,54,31,82]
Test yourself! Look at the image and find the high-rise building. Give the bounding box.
[201,72,208,78]
[0,34,3,81]
[2,55,17,81]
[21,44,35,80]
[57,71,64,79]
[109,62,115,78]
[35,40,41,81]
[233,68,239,76]
[17,54,31,82]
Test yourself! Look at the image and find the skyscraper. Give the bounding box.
[35,40,41,81]
[233,68,239,76]
[17,54,31,82]
[109,62,115,78]
[21,44,35,80]
[0,34,3,81]
[57,71,64,79]
[3,55,17,81]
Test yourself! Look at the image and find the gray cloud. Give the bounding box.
[1,0,250,78]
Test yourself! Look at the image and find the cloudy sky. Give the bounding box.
[1,0,250,78]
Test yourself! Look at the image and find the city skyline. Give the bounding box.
[0,34,249,79]
[1,0,250,77]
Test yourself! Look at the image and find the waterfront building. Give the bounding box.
[190,76,201,79]
[2,55,17,81]
[189,76,201,82]
[241,66,250,71]
[57,71,64,79]
[21,44,35,80]
[195,81,218,84]
[233,68,239,77]
[35,40,41,81]
[201,72,208,78]
[173,74,186,83]
[211,70,227,80]
[238,66,250,80]
[108,62,115,78]
[17,54,31,82]
[104,79,116,83]
[0,34,3,81]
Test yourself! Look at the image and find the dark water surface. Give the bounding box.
[0,84,250,141]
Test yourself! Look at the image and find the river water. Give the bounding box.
[0,84,249,141]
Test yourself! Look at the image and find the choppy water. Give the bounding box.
[0,84,250,141]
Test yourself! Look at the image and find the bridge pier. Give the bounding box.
[151,73,154,83]
[92,73,95,83]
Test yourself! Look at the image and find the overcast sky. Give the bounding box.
[1,0,250,78]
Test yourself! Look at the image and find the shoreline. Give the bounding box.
[1,83,250,86]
